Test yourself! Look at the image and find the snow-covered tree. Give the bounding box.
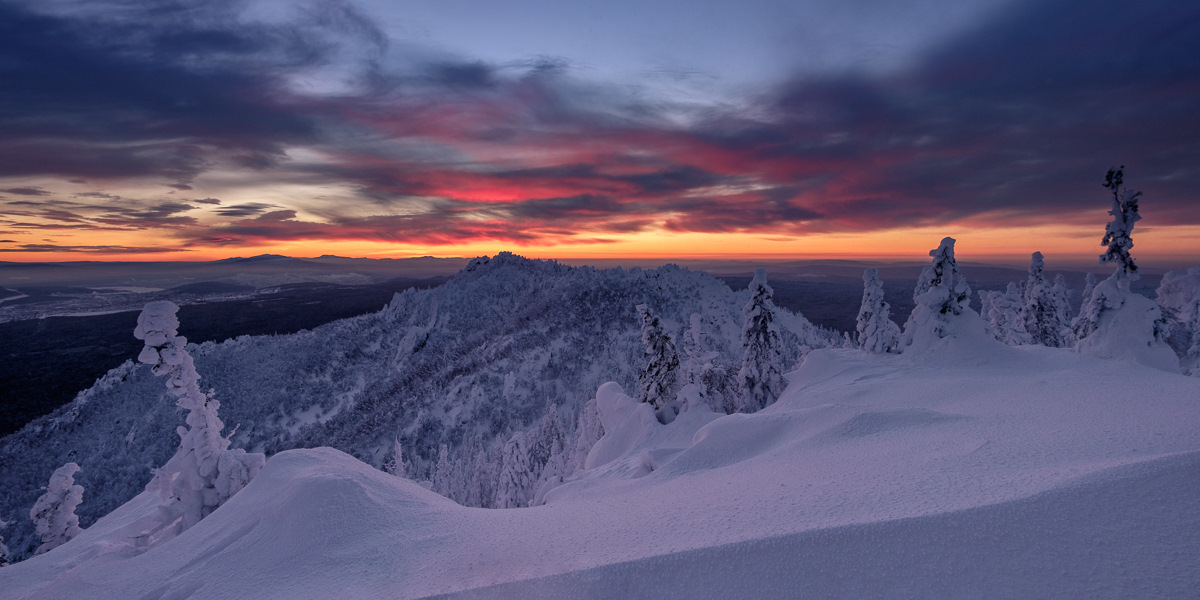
[29,463,84,556]
[901,237,973,349]
[495,431,533,508]
[1188,301,1200,376]
[736,269,786,412]
[1080,272,1098,309]
[572,397,604,472]
[1023,252,1069,347]
[0,518,9,566]
[531,439,569,506]
[135,301,265,536]
[856,268,901,353]
[1099,166,1141,284]
[1073,171,1178,372]
[383,438,407,477]
[981,283,1032,345]
[636,304,681,422]
[432,444,453,497]
[467,450,497,509]
[529,403,568,472]
[1051,274,1074,346]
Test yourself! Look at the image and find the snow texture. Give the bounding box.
[4,333,1200,599]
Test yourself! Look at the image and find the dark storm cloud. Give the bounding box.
[0,187,51,196]
[94,202,198,228]
[214,203,278,217]
[722,0,1200,228]
[0,0,363,183]
[2,0,1197,250]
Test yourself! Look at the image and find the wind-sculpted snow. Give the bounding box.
[3,335,1199,599]
[0,254,835,559]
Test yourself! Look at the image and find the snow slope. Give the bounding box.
[0,255,836,557]
[3,335,1198,599]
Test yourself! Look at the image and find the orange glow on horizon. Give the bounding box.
[4,223,1199,269]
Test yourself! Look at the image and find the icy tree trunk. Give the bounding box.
[30,463,84,556]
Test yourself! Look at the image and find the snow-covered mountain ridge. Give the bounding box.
[3,331,1198,599]
[0,254,836,559]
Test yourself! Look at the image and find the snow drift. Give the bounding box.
[4,333,1199,599]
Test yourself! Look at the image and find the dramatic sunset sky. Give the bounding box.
[1,0,1197,265]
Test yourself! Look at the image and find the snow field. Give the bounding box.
[4,334,1199,599]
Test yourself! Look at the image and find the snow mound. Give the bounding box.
[4,345,1200,599]
[1076,277,1178,373]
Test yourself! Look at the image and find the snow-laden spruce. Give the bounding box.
[1023,252,1070,347]
[134,301,265,539]
[1099,166,1141,281]
[856,268,901,353]
[1155,267,1200,375]
[1072,169,1177,372]
[29,463,83,556]
[636,304,681,423]
[980,282,1031,345]
[736,269,786,412]
[900,237,983,351]
[0,519,9,567]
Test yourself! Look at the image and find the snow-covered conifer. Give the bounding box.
[981,283,1031,345]
[572,398,604,472]
[0,518,9,567]
[900,237,973,348]
[1080,272,1098,309]
[681,313,706,387]
[1099,166,1142,285]
[737,269,786,412]
[636,304,681,422]
[530,404,568,472]
[135,301,265,536]
[1023,252,1069,347]
[468,450,497,509]
[495,431,533,508]
[383,438,407,477]
[856,268,901,353]
[1051,274,1074,345]
[1188,301,1200,376]
[531,439,569,506]
[433,444,453,497]
[1073,171,1178,371]
[30,463,84,555]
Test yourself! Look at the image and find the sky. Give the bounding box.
[0,0,1198,266]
